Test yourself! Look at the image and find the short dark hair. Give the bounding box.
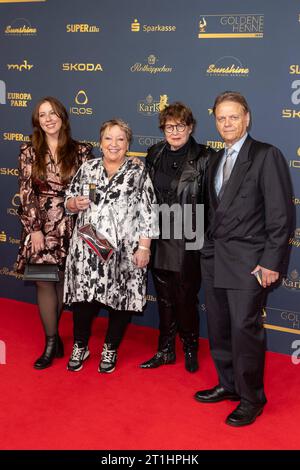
[100,119,132,145]
[159,101,196,132]
[213,91,250,115]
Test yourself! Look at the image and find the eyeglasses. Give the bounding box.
[216,115,242,124]
[164,123,186,133]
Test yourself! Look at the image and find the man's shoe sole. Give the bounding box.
[98,366,116,373]
[194,394,240,403]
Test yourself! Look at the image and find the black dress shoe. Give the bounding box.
[194,385,240,403]
[184,350,199,373]
[226,402,264,427]
[140,351,176,369]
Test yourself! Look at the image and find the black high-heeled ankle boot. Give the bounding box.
[33,335,64,370]
[56,334,64,358]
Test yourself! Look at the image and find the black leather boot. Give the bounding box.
[182,334,199,373]
[140,318,177,369]
[56,334,64,358]
[140,348,176,369]
[34,334,64,370]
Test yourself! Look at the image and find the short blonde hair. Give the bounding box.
[99,119,132,145]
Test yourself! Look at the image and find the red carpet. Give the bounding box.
[0,297,299,450]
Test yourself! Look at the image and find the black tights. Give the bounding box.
[35,271,64,336]
[72,301,131,348]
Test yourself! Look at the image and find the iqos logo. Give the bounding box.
[70,90,92,115]
[75,90,88,105]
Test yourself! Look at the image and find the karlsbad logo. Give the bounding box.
[7,60,33,71]
[0,231,7,243]
[131,54,172,74]
[62,63,103,72]
[206,56,249,77]
[70,90,93,116]
[137,94,169,116]
[198,14,264,39]
[4,18,37,36]
[282,269,300,292]
[0,80,6,104]
[289,228,300,248]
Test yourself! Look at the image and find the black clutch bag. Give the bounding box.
[78,223,115,262]
[23,263,60,282]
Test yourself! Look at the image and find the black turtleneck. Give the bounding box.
[154,139,190,195]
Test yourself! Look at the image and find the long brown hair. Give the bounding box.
[31,96,78,181]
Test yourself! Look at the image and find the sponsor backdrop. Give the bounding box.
[0,0,300,355]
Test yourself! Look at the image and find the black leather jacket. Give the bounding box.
[146,136,215,272]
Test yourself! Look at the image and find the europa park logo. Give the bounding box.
[137,94,169,116]
[70,90,93,116]
[0,81,32,107]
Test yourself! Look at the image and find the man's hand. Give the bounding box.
[251,264,279,288]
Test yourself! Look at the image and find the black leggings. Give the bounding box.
[72,301,131,348]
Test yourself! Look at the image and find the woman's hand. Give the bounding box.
[133,247,150,268]
[66,196,90,213]
[30,230,45,253]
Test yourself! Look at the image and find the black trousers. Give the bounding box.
[72,301,131,349]
[201,257,267,405]
[152,267,201,352]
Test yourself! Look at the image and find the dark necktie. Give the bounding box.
[218,148,235,199]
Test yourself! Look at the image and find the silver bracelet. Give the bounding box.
[138,245,151,252]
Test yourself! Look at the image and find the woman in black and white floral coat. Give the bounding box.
[64,119,158,374]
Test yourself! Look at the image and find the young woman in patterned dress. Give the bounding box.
[17,97,93,369]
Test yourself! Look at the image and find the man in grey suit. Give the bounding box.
[195,91,293,426]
